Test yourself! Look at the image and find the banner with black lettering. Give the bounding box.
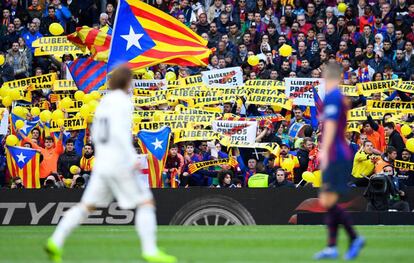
[2,73,56,89]
[244,79,285,89]
[188,158,238,174]
[53,80,77,91]
[132,79,167,90]
[212,120,257,143]
[49,117,87,132]
[394,81,414,94]
[339,85,358,97]
[356,79,401,96]
[285,78,325,106]
[366,100,414,113]
[180,74,203,87]
[201,67,243,87]
[173,130,219,143]
[394,160,414,171]
[246,94,292,110]
[347,106,384,121]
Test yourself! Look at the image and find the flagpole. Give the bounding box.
[106,0,123,77]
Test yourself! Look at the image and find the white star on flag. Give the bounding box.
[151,138,163,150]
[17,152,27,163]
[20,121,29,134]
[121,26,144,51]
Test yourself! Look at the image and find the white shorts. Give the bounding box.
[81,170,153,209]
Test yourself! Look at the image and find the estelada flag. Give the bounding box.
[137,126,171,188]
[108,0,211,72]
[6,146,41,188]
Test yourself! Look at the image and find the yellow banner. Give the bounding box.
[187,95,236,107]
[173,130,219,143]
[3,73,56,89]
[167,87,221,99]
[134,121,193,132]
[366,100,414,113]
[394,160,414,171]
[49,117,87,132]
[394,81,414,94]
[176,106,222,117]
[214,87,247,96]
[32,36,71,47]
[34,45,84,56]
[347,106,384,121]
[347,121,362,132]
[219,138,280,156]
[244,80,285,89]
[246,94,292,110]
[133,94,168,106]
[180,74,203,87]
[247,87,286,96]
[133,110,173,120]
[188,158,238,174]
[53,80,77,91]
[155,114,216,124]
[339,85,358,96]
[356,79,401,95]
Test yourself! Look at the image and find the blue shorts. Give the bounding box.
[322,160,352,194]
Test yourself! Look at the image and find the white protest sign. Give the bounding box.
[285,78,326,106]
[201,67,243,87]
[212,120,257,143]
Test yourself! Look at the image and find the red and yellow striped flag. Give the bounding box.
[108,0,211,71]
[6,146,41,188]
[67,26,111,61]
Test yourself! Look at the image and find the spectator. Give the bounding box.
[79,143,95,176]
[269,168,295,188]
[0,51,15,85]
[6,42,29,79]
[22,22,42,53]
[57,139,81,179]
[352,140,378,187]
[296,137,313,177]
[27,0,44,20]
[274,143,300,183]
[375,146,398,174]
[40,6,61,36]
[207,0,224,23]
[384,122,405,158]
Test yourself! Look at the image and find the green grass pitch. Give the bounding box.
[1,226,413,262]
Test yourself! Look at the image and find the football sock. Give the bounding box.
[326,206,339,247]
[51,204,89,248]
[136,205,158,255]
[331,204,357,242]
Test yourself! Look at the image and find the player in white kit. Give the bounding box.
[45,67,177,263]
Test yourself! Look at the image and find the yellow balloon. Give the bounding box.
[51,109,64,121]
[79,104,90,118]
[401,124,411,137]
[56,118,65,127]
[15,119,25,130]
[30,107,41,116]
[2,96,12,107]
[12,106,25,118]
[247,55,259,66]
[88,100,99,112]
[0,86,10,97]
[22,108,29,117]
[82,94,93,104]
[302,171,315,183]
[338,3,347,13]
[70,165,80,175]
[165,71,176,81]
[0,54,5,66]
[64,178,72,188]
[74,90,85,101]
[313,170,322,187]
[143,70,154,80]
[406,138,414,153]
[39,110,52,123]
[279,44,293,57]
[49,22,64,36]
[9,89,20,100]
[6,135,19,146]
[90,91,101,100]
[60,97,73,109]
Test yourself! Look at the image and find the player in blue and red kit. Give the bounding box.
[314,63,365,260]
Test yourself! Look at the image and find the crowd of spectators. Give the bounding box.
[0,0,413,212]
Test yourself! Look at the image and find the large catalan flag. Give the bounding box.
[67,26,112,62]
[6,146,41,188]
[137,126,171,188]
[10,113,40,140]
[108,0,211,72]
[68,58,107,93]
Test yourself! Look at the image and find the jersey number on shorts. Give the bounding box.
[96,117,109,143]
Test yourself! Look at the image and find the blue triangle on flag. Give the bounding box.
[137,126,171,160]
[7,146,37,169]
